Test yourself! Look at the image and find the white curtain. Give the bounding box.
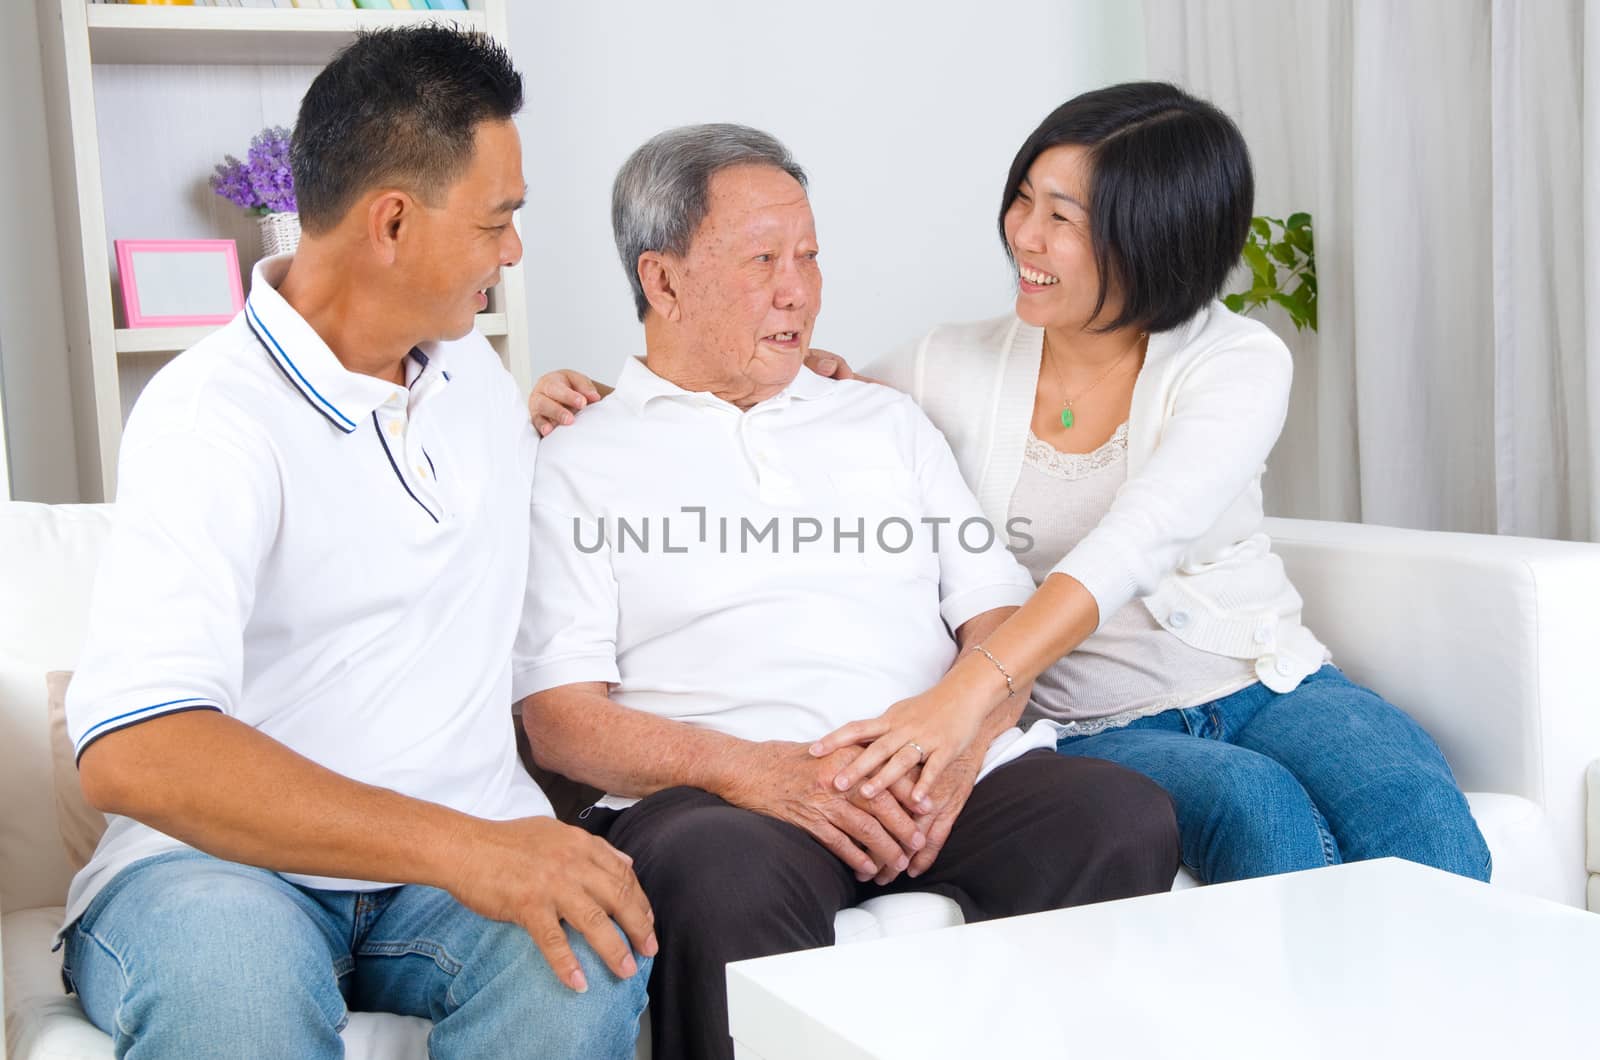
[1143,0,1600,540]
[0,333,10,501]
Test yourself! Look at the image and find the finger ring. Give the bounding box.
[907,741,926,762]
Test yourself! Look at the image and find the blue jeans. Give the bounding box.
[61,849,650,1059]
[1056,665,1491,885]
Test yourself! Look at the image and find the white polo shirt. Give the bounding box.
[514,357,1055,808]
[64,255,552,927]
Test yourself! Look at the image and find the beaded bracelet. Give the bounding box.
[971,644,1017,698]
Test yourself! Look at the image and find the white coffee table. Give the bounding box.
[726,858,1600,1059]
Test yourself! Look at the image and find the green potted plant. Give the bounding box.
[1223,212,1316,332]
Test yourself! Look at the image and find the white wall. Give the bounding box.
[0,0,79,501]
[509,0,1146,384]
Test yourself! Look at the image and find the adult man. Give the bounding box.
[517,124,1180,1060]
[62,28,652,1059]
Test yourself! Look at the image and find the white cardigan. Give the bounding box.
[865,301,1328,693]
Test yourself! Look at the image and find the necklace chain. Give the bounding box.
[1044,333,1144,429]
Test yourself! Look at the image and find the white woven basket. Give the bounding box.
[258,211,302,257]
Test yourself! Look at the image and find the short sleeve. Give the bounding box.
[66,428,279,760]
[513,448,623,698]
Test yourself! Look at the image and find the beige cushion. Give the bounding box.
[0,652,79,915]
[47,672,105,875]
[0,503,113,912]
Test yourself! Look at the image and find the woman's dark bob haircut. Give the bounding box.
[999,82,1254,334]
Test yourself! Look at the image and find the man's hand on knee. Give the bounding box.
[718,741,926,884]
[445,816,657,993]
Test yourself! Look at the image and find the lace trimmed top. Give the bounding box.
[1022,422,1129,480]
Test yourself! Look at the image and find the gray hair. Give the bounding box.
[612,123,808,321]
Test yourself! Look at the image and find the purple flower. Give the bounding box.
[209,154,255,211]
[211,125,297,215]
[245,126,297,214]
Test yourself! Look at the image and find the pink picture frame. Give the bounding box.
[115,239,245,328]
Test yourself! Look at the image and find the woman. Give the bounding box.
[533,83,1489,885]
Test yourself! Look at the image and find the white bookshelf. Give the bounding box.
[37,0,530,501]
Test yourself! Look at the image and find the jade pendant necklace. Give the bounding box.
[1044,333,1145,429]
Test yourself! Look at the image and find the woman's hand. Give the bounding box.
[805,348,858,381]
[529,370,610,436]
[808,681,992,808]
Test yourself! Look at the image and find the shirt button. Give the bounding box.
[1255,654,1277,681]
[1276,657,1293,677]
[389,391,402,404]
[387,420,402,436]
[1168,610,1190,629]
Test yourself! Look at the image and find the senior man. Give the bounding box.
[517,124,1180,1060]
[61,28,652,1059]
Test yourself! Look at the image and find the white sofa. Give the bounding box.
[4,503,1599,1058]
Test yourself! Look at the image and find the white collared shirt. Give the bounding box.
[64,255,551,926]
[514,357,1053,808]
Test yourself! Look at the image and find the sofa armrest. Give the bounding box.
[1264,517,1600,908]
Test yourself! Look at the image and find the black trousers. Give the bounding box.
[580,749,1179,1060]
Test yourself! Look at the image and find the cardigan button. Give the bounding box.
[1168,610,1190,629]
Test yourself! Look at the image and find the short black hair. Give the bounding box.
[999,82,1253,334]
[292,25,523,234]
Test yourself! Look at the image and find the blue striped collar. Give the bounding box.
[245,256,444,435]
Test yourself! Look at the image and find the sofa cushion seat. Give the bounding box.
[1459,791,1563,901]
